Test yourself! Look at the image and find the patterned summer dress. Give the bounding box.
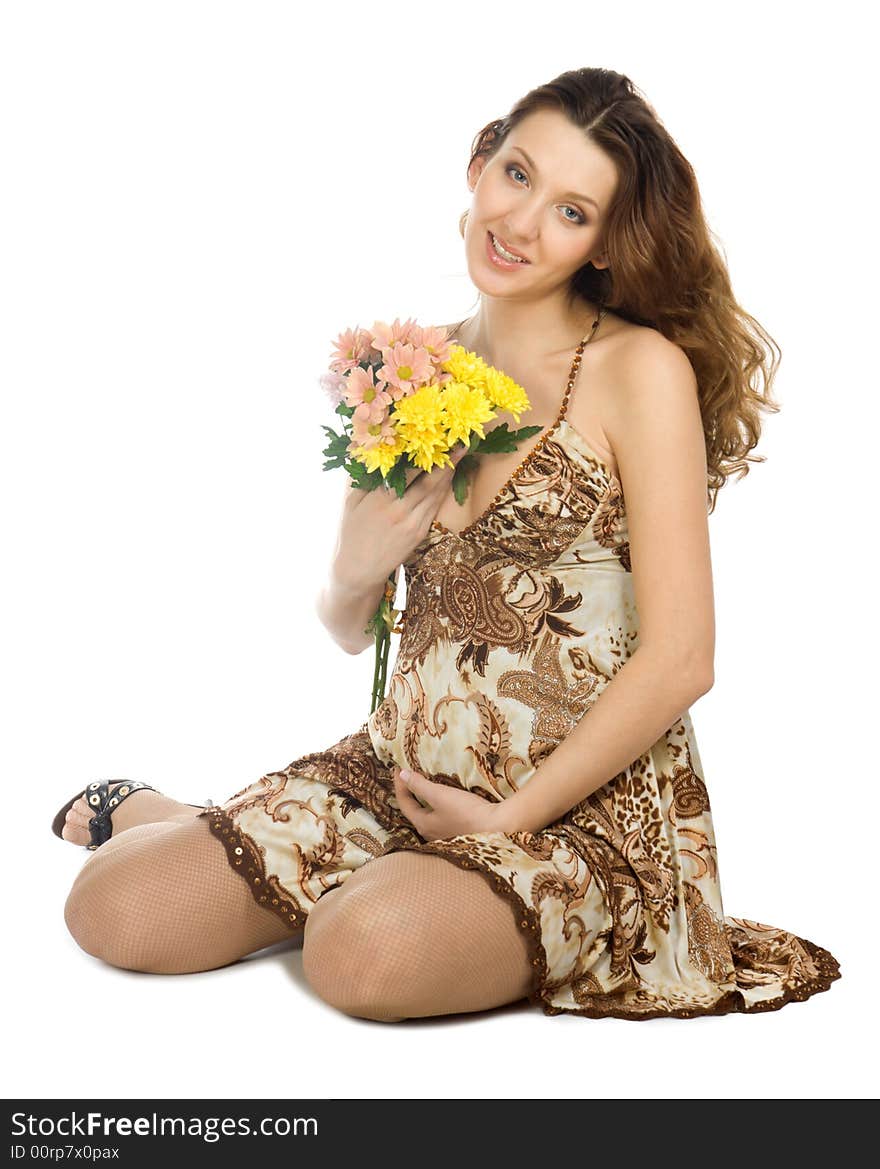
[197,317,842,1021]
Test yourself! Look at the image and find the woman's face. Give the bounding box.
[464,107,618,296]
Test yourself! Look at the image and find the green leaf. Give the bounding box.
[472,422,543,454]
[346,461,371,486]
[321,427,352,464]
[364,469,385,491]
[384,460,408,498]
[451,453,477,506]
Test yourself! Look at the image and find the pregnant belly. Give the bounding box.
[366,664,544,800]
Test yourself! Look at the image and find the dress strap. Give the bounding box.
[556,305,607,425]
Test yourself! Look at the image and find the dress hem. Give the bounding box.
[198,806,307,933]
[198,805,843,1022]
[375,838,843,1022]
[536,930,842,1021]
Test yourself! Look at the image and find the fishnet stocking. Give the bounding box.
[63,818,298,973]
[63,817,535,1018]
[302,849,534,1022]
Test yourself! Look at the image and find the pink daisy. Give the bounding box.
[343,365,393,415]
[377,342,434,397]
[412,323,458,367]
[370,316,419,354]
[349,411,397,452]
[329,325,374,374]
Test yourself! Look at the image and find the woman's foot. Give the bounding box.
[59,783,208,847]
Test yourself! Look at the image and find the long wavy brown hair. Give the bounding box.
[459,67,781,513]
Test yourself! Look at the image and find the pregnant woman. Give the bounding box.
[53,66,841,1023]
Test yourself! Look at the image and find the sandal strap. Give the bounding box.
[85,779,157,850]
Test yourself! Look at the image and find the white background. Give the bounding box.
[3,0,876,1100]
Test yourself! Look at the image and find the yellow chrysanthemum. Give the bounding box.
[391,382,454,472]
[441,343,531,421]
[398,433,454,473]
[391,381,445,428]
[480,366,530,422]
[440,345,491,391]
[439,380,496,446]
[351,431,408,478]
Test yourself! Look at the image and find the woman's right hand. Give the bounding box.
[332,445,468,591]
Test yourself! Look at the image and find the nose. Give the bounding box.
[498,213,538,251]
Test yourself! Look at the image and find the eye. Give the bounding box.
[504,164,586,225]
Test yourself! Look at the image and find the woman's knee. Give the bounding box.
[63,823,182,971]
[61,818,266,974]
[301,853,470,1022]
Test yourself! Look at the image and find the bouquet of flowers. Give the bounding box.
[320,316,540,714]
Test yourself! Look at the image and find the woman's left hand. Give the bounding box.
[391,765,503,842]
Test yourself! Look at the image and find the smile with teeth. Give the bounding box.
[490,231,529,263]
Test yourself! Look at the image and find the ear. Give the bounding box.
[590,252,610,271]
[466,153,489,193]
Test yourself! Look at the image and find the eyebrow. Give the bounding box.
[509,145,600,213]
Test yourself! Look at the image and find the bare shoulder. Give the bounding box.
[601,320,695,390]
[591,319,700,466]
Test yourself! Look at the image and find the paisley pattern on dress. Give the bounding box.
[198,387,842,1020]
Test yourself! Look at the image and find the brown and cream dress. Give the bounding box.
[197,325,842,1021]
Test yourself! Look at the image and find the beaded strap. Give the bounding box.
[557,305,607,425]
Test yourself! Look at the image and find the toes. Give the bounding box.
[61,817,87,844]
[59,797,93,846]
[59,783,147,848]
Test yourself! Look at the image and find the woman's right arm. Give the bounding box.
[314,444,466,655]
[315,561,399,656]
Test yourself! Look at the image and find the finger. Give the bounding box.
[393,769,426,824]
[402,456,452,501]
[398,768,435,811]
[395,766,434,809]
[399,463,430,491]
[343,475,366,507]
[380,443,469,505]
[396,472,453,534]
[432,446,471,497]
[410,458,470,532]
[403,443,464,486]
[418,441,471,486]
[438,444,469,477]
[343,474,383,515]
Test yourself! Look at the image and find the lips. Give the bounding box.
[490,231,530,263]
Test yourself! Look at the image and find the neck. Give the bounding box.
[456,293,602,372]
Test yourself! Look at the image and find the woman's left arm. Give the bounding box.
[494,332,716,835]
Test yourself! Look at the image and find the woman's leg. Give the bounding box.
[64,817,297,972]
[301,850,534,1022]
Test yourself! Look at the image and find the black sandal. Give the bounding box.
[51,780,216,851]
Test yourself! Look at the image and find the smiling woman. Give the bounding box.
[54,65,841,1027]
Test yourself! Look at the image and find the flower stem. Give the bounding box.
[368,570,398,714]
